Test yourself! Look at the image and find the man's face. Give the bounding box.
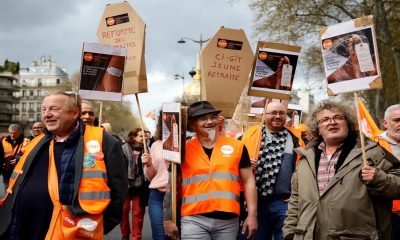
[81,103,95,126]
[41,95,79,137]
[31,122,45,137]
[264,102,287,132]
[383,109,400,143]
[9,129,21,141]
[189,113,219,138]
[316,108,348,146]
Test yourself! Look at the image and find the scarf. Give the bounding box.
[255,125,288,197]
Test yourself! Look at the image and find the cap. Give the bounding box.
[188,101,221,119]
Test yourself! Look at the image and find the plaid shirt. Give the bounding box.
[317,141,342,195]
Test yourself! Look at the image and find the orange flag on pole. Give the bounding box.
[357,97,383,138]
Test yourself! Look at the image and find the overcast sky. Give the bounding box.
[0,0,257,130]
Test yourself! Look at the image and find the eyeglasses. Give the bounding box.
[81,111,95,117]
[317,115,345,125]
[266,111,286,116]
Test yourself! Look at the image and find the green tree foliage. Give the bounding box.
[249,0,400,121]
[61,72,143,137]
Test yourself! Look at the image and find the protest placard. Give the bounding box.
[79,42,126,101]
[320,15,381,95]
[248,41,301,100]
[162,103,182,164]
[201,27,254,118]
[97,1,147,94]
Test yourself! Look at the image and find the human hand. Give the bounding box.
[361,165,376,184]
[141,153,152,167]
[217,116,225,135]
[242,214,258,239]
[163,220,179,240]
[250,159,258,170]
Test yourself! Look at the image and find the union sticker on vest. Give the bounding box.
[221,145,234,155]
[86,140,101,153]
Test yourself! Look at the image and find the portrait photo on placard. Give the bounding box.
[321,28,378,84]
[251,49,299,92]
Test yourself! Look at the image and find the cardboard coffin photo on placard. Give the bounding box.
[79,42,126,101]
[97,1,147,94]
[320,15,381,95]
[162,103,182,164]
[248,42,301,100]
[201,27,254,118]
[285,103,302,128]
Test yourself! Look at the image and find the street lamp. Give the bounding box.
[177,34,210,51]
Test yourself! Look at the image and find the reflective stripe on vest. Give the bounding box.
[181,136,242,217]
[182,172,239,186]
[2,138,22,158]
[182,191,240,204]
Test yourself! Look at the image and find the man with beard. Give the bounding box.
[241,101,304,240]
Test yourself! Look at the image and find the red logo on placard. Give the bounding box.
[83,53,93,62]
[322,39,333,50]
[258,52,268,60]
[218,39,228,48]
[106,17,116,26]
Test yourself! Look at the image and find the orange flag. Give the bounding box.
[357,97,383,138]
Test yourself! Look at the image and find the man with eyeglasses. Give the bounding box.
[0,91,127,239]
[283,100,400,240]
[81,100,96,126]
[373,104,400,239]
[241,101,304,240]
[163,101,258,240]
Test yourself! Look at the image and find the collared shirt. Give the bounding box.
[317,141,342,195]
[378,131,400,159]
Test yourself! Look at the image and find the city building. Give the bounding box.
[14,56,69,126]
[0,71,19,136]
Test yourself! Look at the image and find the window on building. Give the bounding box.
[29,102,34,110]
[38,78,42,87]
[38,90,42,97]
[37,114,41,121]
[29,114,34,119]
[30,90,34,96]
[56,79,61,84]
[22,103,26,111]
[22,90,26,97]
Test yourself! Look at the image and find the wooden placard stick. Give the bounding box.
[354,92,368,166]
[135,93,148,153]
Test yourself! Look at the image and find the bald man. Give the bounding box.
[241,101,304,240]
[81,100,96,126]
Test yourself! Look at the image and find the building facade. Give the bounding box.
[0,72,19,135]
[13,56,68,127]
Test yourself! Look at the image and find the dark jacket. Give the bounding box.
[0,122,128,236]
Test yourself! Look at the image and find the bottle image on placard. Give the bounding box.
[172,115,179,151]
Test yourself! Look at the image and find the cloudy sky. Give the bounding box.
[0,0,257,130]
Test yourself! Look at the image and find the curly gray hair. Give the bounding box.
[307,99,357,136]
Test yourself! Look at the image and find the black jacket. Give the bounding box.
[0,122,128,237]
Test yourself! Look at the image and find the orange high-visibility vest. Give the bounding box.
[1,125,110,239]
[241,125,304,163]
[181,136,242,217]
[2,138,22,159]
[374,136,400,212]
